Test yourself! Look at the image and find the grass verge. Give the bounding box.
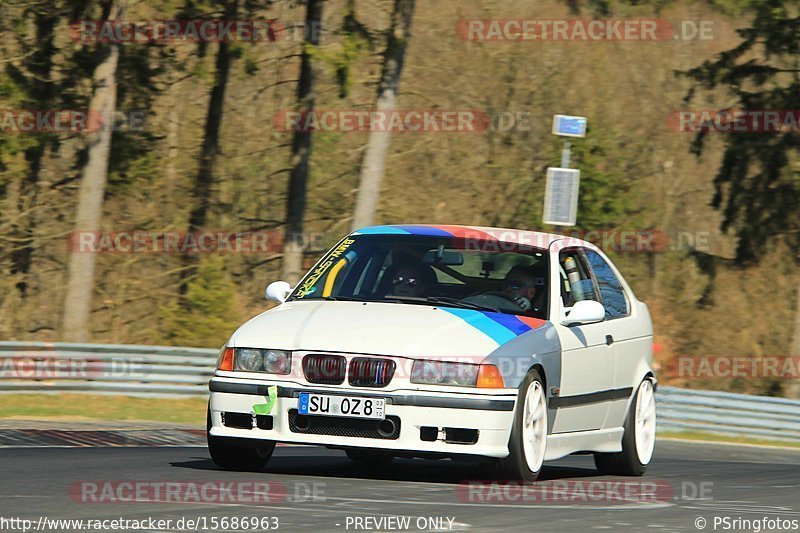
[0,394,207,425]
[658,430,800,449]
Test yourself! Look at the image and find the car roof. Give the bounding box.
[351,224,592,250]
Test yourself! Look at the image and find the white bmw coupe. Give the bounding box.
[207,225,656,481]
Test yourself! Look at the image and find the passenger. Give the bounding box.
[390,263,437,298]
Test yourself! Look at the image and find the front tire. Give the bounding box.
[500,368,548,482]
[594,378,656,476]
[207,410,275,471]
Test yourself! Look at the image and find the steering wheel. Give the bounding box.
[481,291,519,304]
[479,291,533,312]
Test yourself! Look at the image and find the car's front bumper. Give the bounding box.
[208,377,517,458]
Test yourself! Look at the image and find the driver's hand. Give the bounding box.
[514,295,531,311]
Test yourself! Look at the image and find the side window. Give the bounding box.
[558,250,598,307]
[584,250,630,319]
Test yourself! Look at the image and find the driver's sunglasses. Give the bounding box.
[393,276,418,286]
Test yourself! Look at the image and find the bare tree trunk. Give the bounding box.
[180,0,238,294]
[786,282,800,397]
[281,0,323,284]
[62,0,126,342]
[350,0,415,230]
[792,283,800,356]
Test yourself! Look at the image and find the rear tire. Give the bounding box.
[345,449,394,465]
[594,378,656,476]
[499,368,548,482]
[207,410,275,471]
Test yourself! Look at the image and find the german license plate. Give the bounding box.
[297,393,385,420]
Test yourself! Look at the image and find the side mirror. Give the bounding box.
[265,281,292,303]
[561,300,605,327]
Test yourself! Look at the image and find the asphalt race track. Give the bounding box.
[1,440,799,532]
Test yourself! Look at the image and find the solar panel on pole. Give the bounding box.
[543,167,580,226]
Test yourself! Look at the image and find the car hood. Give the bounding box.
[229,300,546,360]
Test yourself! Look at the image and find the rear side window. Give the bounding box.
[558,250,599,307]
[584,250,629,319]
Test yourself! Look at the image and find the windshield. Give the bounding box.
[289,234,549,319]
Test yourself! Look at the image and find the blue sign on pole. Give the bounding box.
[552,115,587,138]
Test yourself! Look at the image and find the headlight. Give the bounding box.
[235,349,264,371]
[411,360,479,387]
[264,349,291,374]
[234,348,291,374]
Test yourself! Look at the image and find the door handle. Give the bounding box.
[606,335,614,346]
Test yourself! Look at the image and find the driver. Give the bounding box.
[462,265,541,312]
[501,265,540,311]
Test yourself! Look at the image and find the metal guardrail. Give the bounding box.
[657,386,800,442]
[0,341,215,396]
[1,342,798,442]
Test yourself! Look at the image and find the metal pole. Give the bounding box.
[561,141,571,168]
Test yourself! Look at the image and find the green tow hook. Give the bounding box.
[252,385,278,415]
